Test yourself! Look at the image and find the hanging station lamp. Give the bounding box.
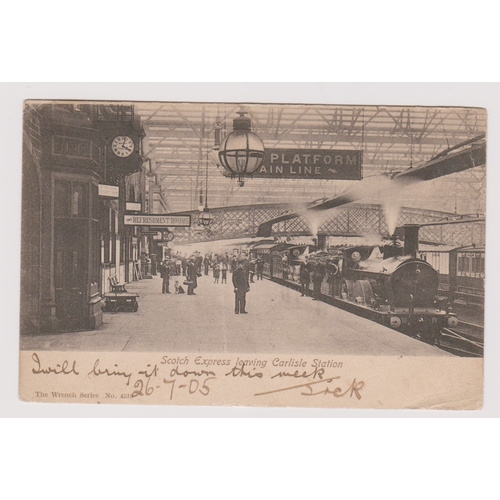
[198,206,214,226]
[218,111,265,187]
[198,151,214,227]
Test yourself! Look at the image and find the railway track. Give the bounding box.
[439,327,484,357]
[456,320,484,340]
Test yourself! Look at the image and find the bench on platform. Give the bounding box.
[108,275,128,293]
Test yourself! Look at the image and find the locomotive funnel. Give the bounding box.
[403,224,420,257]
[317,232,328,251]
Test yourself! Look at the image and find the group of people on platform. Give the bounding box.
[158,248,331,310]
[157,254,195,295]
[203,253,230,284]
[157,252,264,314]
[298,255,339,301]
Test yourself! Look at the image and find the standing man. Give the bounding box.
[312,261,325,301]
[145,255,152,276]
[221,261,228,284]
[299,258,310,297]
[195,252,203,275]
[256,257,264,280]
[282,253,289,280]
[159,259,171,294]
[249,260,256,283]
[186,256,198,296]
[232,261,249,314]
[241,255,250,283]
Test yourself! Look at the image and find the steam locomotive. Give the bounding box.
[267,226,458,345]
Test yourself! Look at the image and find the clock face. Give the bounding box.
[111,136,134,157]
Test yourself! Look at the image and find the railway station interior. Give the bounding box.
[20,102,486,357]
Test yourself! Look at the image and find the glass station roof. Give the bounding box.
[135,102,486,215]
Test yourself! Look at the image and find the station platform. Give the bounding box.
[20,274,452,356]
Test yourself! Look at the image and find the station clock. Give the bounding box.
[111,136,135,158]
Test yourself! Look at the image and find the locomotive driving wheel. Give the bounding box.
[340,279,352,300]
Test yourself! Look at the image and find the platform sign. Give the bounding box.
[98,184,119,197]
[153,230,175,242]
[124,214,191,227]
[126,202,142,211]
[252,148,362,180]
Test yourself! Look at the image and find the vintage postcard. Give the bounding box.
[19,100,485,409]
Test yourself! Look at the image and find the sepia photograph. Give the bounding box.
[18,98,486,408]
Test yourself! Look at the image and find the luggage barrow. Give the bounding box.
[103,292,139,313]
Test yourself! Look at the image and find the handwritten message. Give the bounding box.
[19,351,483,409]
[24,352,362,406]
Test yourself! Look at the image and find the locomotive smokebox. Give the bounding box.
[317,232,328,252]
[403,224,420,257]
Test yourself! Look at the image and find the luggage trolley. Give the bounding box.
[103,276,139,312]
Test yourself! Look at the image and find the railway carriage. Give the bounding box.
[250,242,291,278]
[449,246,485,306]
[419,245,485,307]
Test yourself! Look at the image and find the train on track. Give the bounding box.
[247,226,464,346]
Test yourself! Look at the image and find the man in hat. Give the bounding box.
[249,259,256,283]
[256,257,264,280]
[232,261,249,314]
[159,259,171,294]
[195,252,203,275]
[239,255,250,283]
[282,252,289,280]
[204,254,210,275]
[186,256,198,295]
[311,260,326,301]
[299,256,310,297]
